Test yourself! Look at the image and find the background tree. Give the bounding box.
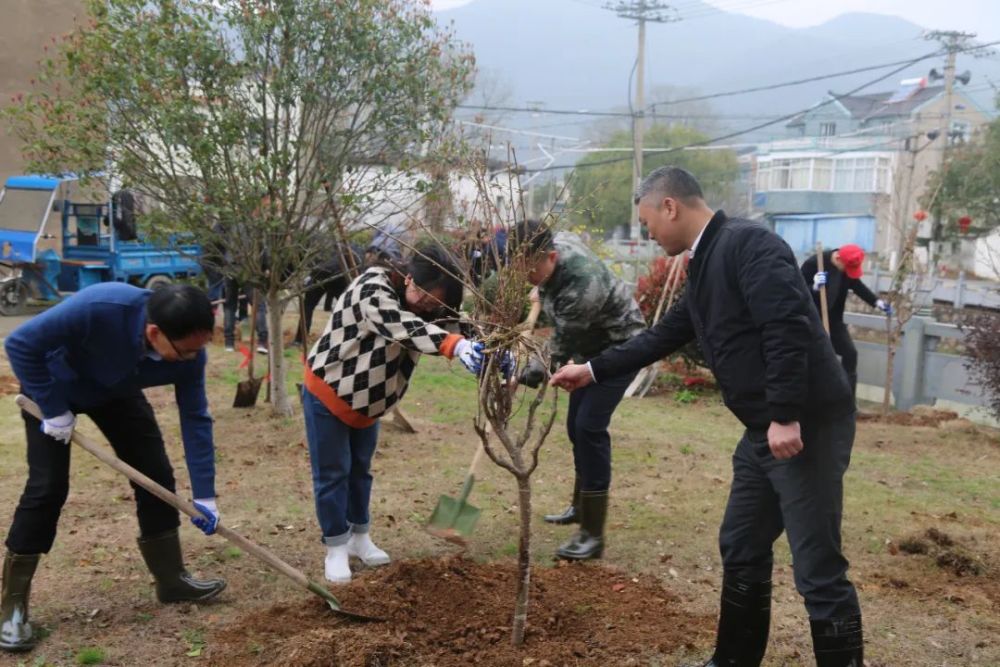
[6,0,474,416]
[567,124,740,235]
[924,111,1000,243]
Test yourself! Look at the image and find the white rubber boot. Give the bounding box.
[324,544,351,584]
[347,532,390,567]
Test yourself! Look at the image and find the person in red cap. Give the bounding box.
[801,244,891,397]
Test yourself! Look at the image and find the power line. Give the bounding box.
[523,49,943,174]
[644,46,993,109]
[458,44,998,121]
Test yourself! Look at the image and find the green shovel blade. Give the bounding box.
[427,494,481,536]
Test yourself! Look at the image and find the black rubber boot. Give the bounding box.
[137,529,226,603]
[544,478,580,525]
[811,615,864,667]
[1,552,40,653]
[685,575,772,667]
[555,490,607,560]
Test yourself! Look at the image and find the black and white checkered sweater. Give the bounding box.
[304,267,461,427]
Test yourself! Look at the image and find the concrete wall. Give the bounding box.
[0,1,86,185]
[759,190,878,216]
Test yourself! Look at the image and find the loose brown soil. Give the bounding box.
[208,556,713,667]
[857,407,961,427]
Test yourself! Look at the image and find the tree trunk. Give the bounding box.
[267,289,294,417]
[511,475,532,646]
[882,320,896,415]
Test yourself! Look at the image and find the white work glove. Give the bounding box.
[812,271,827,292]
[191,498,220,535]
[875,299,893,316]
[41,411,76,444]
[454,338,485,375]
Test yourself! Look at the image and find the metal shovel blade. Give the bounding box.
[233,376,263,408]
[427,494,481,538]
[306,581,383,622]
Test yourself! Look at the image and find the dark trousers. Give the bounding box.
[223,277,267,347]
[829,322,857,376]
[566,371,636,492]
[5,393,180,555]
[718,413,861,620]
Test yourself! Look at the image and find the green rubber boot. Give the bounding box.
[137,529,226,603]
[555,490,607,560]
[1,551,40,653]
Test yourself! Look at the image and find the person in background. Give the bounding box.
[801,244,891,398]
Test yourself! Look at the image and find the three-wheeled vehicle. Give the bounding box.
[0,175,202,315]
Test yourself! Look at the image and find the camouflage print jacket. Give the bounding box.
[540,232,645,365]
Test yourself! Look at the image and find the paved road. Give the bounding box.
[0,310,45,340]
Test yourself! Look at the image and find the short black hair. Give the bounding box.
[146,284,215,340]
[408,244,464,314]
[507,220,553,259]
[634,166,704,205]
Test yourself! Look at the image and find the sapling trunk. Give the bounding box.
[512,475,532,646]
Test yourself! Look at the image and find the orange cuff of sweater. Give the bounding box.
[439,334,462,359]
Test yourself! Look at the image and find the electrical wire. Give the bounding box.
[522,50,945,173]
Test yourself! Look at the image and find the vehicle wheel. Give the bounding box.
[0,279,28,316]
[144,275,173,290]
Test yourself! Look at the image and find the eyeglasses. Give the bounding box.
[165,335,199,361]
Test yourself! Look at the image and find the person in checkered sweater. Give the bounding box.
[302,245,485,583]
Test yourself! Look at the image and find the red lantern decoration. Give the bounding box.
[958,216,972,234]
[913,210,928,222]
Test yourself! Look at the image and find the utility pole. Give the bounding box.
[923,31,975,265]
[607,1,678,239]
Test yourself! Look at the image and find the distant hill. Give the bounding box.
[437,0,998,151]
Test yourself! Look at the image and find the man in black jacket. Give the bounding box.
[801,245,891,397]
[551,167,862,667]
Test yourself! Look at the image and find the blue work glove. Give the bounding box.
[876,299,893,316]
[812,271,827,292]
[455,339,485,375]
[191,499,219,535]
[498,350,515,380]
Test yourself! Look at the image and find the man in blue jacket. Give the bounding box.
[1,283,226,653]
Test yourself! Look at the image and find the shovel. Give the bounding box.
[426,299,543,546]
[15,394,378,622]
[233,290,263,408]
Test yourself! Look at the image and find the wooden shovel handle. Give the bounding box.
[15,395,313,592]
[816,242,831,335]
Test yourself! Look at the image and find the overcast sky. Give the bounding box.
[431,0,1000,41]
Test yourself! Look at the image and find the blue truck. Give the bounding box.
[0,175,203,315]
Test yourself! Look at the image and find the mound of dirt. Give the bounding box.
[858,407,960,427]
[894,528,991,578]
[208,556,713,667]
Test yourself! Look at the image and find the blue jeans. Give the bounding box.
[301,387,380,545]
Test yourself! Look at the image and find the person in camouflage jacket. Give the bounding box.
[510,220,644,561]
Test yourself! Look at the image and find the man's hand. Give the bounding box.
[767,421,804,460]
[191,498,220,535]
[549,363,595,392]
[41,411,76,444]
[876,299,893,316]
[812,271,827,292]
